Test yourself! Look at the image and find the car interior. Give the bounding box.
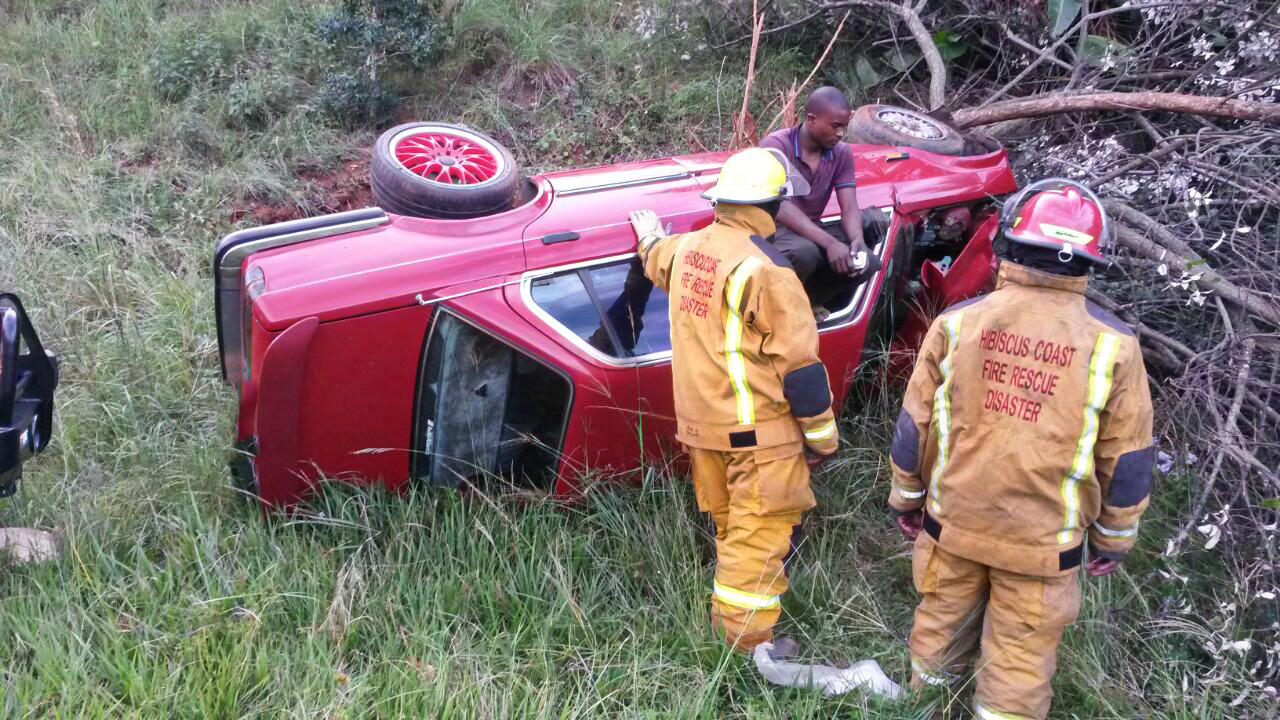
[412,312,571,490]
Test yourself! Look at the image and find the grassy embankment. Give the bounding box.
[0,1,1254,717]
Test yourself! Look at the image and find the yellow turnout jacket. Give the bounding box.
[639,203,839,457]
[890,262,1155,576]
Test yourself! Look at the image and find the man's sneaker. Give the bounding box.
[812,305,830,322]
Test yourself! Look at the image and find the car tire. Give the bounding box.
[371,122,520,219]
[847,105,966,156]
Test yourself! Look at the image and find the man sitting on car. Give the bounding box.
[760,86,880,319]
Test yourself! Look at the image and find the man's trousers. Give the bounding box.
[909,535,1083,719]
[688,443,815,650]
[770,211,885,308]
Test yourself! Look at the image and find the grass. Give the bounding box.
[0,1,1271,717]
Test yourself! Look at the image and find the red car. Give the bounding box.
[214,107,1017,507]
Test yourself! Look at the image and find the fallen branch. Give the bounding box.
[1085,287,1195,362]
[817,0,947,109]
[953,92,1280,128]
[1103,199,1199,259]
[1182,157,1280,207]
[976,1,1178,107]
[1167,337,1256,555]
[1086,138,1191,192]
[1112,222,1280,329]
[1001,24,1073,72]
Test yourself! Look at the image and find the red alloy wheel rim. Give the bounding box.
[394,132,501,185]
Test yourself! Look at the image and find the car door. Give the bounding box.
[506,257,669,490]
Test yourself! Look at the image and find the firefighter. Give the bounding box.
[888,179,1155,719]
[629,147,840,651]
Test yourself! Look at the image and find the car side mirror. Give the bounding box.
[1,293,59,498]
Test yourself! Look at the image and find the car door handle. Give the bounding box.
[541,231,580,245]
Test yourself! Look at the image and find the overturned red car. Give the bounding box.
[214,106,1017,507]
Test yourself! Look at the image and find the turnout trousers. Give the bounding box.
[908,535,1083,720]
[688,443,815,651]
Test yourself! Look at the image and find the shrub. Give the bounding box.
[225,73,299,130]
[316,0,447,125]
[147,31,240,101]
[316,71,398,128]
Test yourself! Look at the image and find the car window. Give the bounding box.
[529,272,615,356]
[529,259,672,360]
[584,261,672,357]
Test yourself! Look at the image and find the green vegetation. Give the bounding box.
[0,1,1265,717]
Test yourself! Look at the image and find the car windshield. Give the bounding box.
[529,259,672,360]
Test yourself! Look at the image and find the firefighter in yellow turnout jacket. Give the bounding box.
[631,148,840,650]
[889,180,1155,719]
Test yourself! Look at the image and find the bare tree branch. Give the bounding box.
[1086,138,1192,190]
[954,92,1280,128]
[730,1,766,149]
[818,1,947,109]
[1111,221,1280,329]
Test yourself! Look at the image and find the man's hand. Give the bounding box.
[825,241,855,275]
[1086,557,1121,577]
[805,451,833,470]
[849,234,869,259]
[629,209,663,247]
[895,510,923,541]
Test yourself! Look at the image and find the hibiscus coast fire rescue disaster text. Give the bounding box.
[978,328,1078,424]
[678,249,720,319]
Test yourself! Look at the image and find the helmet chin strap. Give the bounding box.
[1008,241,1089,277]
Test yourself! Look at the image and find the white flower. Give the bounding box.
[1191,35,1214,59]
[1198,523,1222,550]
[1221,639,1251,654]
[1240,31,1278,63]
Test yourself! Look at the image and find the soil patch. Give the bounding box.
[230,156,373,225]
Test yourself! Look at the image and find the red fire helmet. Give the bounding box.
[1000,178,1113,265]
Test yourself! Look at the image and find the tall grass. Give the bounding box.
[0,1,1269,717]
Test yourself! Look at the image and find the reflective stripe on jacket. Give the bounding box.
[889,262,1154,576]
[640,203,838,455]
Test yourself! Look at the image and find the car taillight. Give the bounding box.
[242,266,266,384]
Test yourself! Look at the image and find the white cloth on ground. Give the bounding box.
[753,641,905,699]
[0,528,60,564]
